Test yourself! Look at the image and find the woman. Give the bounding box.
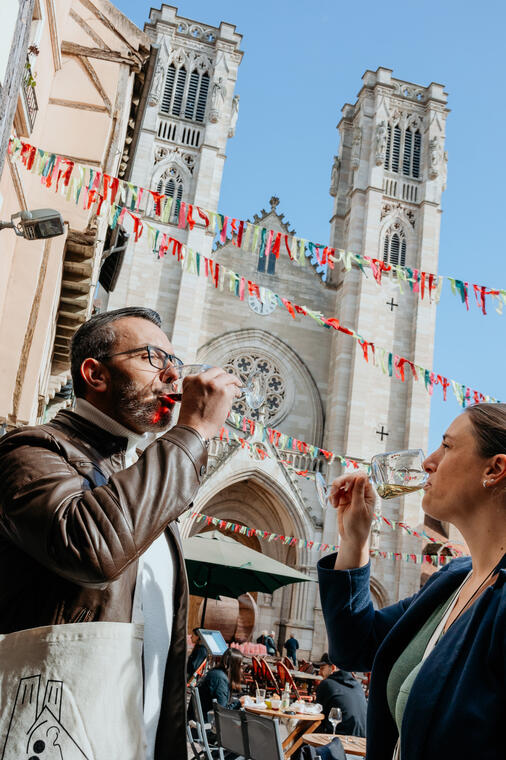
[197,647,244,720]
[318,403,506,760]
[187,628,207,680]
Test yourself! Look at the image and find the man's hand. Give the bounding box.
[177,366,242,441]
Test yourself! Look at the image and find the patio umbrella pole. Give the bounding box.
[200,566,212,627]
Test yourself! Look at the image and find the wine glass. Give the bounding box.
[314,448,428,509]
[160,363,266,410]
[370,449,428,499]
[328,706,342,734]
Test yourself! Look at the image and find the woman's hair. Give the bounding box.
[219,648,243,692]
[465,403,506,458]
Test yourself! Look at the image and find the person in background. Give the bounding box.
[265,630,277,656]
[316,653,367,736]
[284,632,299,666]
[318,403,506,760]
[256,630,267,646]
[196,648,244,720]
[187,628,207,679]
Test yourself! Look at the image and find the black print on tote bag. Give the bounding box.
[1,675,90,759]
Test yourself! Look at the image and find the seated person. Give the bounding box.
[187,628,208,679]
[196,648,244,720]
[316,653,367,737]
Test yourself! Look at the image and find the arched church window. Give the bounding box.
[223,352,287,423]
[155,167,184,221]
[382,223,407,267]
[384,122,422,180]
[161,63,209,123]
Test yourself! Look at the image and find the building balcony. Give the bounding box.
[16,59,38,135]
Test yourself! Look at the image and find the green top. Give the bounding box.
[386,592,455,737]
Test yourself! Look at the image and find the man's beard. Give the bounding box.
[109,372,174,433]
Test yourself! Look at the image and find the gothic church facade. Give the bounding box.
[107,6,448,659]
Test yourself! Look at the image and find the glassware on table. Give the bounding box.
[314,448,428,509]
[160,363,266,410]
[255,688,266,704]
[328,706,342,734]
[370,448,428,499]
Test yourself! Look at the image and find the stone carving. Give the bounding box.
[209,76,226,123]
[429,136,441,179]
[381,202,416,228]
[441,150,448,191]
[154,146,169,163]
[269,196,280,210]
[149,62,164,107]
[228,94,240,137]
[329,155,340,196]
[351,127,362,170]
[224,352,286,424]
[375,120,387,166]
[393,82,425,102]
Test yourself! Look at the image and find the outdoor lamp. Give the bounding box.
[0,208,65,240]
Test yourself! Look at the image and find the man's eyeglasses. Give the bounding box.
[100,345,183,371]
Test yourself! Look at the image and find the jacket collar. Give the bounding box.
[51,409,130,457]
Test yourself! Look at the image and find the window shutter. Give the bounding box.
[400,238,407,267]
[156,179,163,194]
[403,128,413,176]
[165,178,176,197]
[161,65,175,114]
[392,126,401,173]
[196,72,209,122]
[185,70,199,119]
[412,131,421,178]
[390,233,400,265]
[384,125,392,169]
[383,234,390,263]
[171,67,187,116]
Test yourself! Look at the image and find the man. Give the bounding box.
[265,630,276,656]
[187,628,207,680]
[315,653,367,737]
[256,629,267,646]
[0,307,240,760]
[284,632,299,666]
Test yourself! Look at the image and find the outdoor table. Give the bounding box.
[302,733,366,757]
[291,670,322,682]
[245,705,324,758]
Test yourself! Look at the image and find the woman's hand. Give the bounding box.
[328,472,377,570]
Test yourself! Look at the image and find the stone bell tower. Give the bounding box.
[324,68,449,598]
[108,5,243,359]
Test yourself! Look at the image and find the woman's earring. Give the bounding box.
[483,480,488,488]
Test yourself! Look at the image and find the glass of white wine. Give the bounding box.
[370,448,428,499]
[314,448,428,509]
[160,363,266,411]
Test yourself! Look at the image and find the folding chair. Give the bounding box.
[186,686,219,760]
[259,657,279,693]
[242,709,284,760]
[187,657,208,687]
[251,655,264,686]
[283,655,295,670]
[213,702,249,760]
[275,660,312,702]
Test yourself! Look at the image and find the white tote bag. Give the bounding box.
[0,621,146,760]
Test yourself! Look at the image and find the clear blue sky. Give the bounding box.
[116,0,505,453]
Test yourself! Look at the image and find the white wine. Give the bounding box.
[375,483,424,499]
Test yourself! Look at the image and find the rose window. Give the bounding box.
[223,353,287,424]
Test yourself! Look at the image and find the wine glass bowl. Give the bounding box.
[370,448,428,500]
[328,706,342,733]
[161,363,266,411]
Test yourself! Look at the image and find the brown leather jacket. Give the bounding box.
[0,409,208,760]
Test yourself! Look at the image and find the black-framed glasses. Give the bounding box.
[100,345,183,371]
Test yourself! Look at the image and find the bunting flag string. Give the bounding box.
[8,138,500,406]
[183,511,463,566]
[220,414,464,554]
[9,137,506,317]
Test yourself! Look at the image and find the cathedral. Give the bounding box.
[106,5,449,659]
